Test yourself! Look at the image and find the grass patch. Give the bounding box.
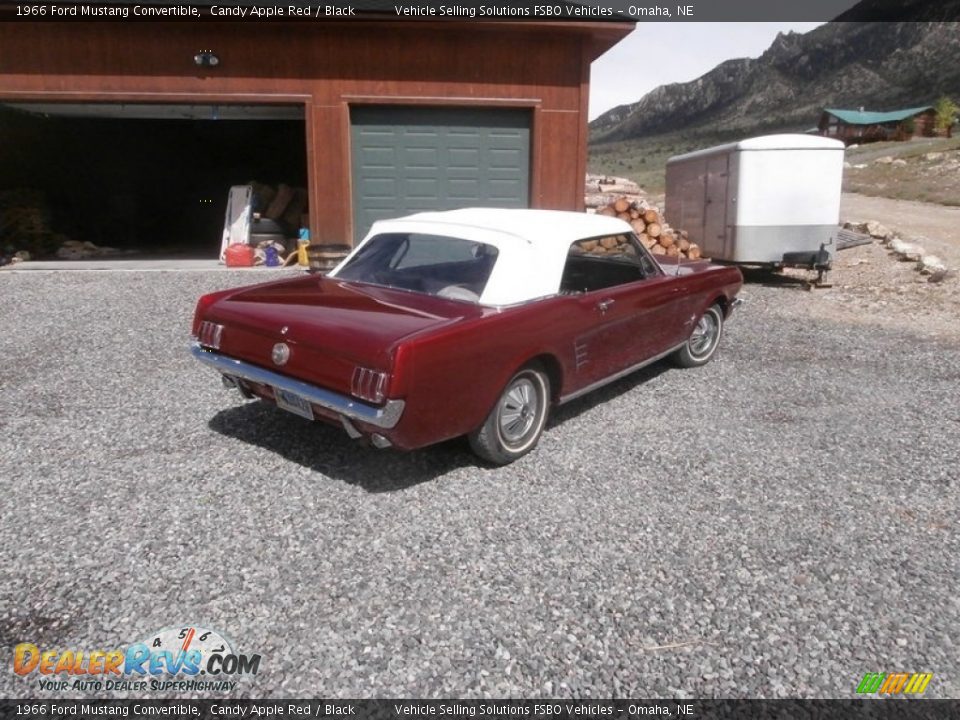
[588,129,753,195]
[845,137,960,163]
[844,137,960,206]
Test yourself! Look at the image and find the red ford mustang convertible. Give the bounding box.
[191,209,743,464]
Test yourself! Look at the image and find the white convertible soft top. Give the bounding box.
[332,208,634,306]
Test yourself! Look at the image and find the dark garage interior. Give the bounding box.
[0,103,307,259]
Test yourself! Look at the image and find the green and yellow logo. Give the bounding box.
[856,672,933,695]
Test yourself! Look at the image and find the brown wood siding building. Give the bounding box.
[0,21,633,245]
[910,110,942,138]
[818,107,944,145]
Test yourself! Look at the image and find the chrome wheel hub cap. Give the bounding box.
[499,378,538,443]
[689,313,718,357]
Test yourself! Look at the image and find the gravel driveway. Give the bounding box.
[1,270,957,699]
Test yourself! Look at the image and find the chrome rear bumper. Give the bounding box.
[189,342,405,430]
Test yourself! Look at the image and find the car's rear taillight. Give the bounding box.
[352,367,390,404]
[191,290,233,336]
[197,321,224,350]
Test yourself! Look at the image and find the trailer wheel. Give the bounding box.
[673,304,724,368]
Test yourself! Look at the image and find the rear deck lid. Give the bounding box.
[205,276,480,393]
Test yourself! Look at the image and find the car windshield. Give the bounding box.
[334,232,499,303]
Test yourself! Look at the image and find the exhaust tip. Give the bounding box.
[370,433,392,449]
[222,374,255,399]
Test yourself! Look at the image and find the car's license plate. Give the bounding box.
[273,387,314,420]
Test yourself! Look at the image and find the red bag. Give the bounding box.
[224,244,255,267]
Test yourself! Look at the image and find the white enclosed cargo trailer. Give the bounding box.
[665,134,845,271]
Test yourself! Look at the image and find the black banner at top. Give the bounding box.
[1,0,959,22]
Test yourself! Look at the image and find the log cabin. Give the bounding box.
[818,106,945,145]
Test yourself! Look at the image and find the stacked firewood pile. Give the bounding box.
[0,188,128,262]
[0,188,61,257]
[595,196,701,260]
[585,174,644,210]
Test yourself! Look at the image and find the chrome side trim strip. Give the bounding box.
[189,342,405,430]
[558,342,686,405]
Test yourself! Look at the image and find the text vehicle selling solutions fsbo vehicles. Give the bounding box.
[191,209,743,465]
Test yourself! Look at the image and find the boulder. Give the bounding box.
[863,221,895,241]
[928,269,956,284]
[917,255,947,275]
[889,239,923,261]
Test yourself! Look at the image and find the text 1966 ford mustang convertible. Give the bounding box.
[191,208,743,464]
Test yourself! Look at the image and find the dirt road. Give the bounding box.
[841,192,960,266]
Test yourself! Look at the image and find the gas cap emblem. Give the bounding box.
[272,343,291,366]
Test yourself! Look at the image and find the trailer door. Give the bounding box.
[703,154,729,259]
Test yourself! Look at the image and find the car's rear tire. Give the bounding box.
[468,365,550,465]
[673,303,724,368]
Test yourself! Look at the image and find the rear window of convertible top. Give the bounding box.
[335,233,499,302]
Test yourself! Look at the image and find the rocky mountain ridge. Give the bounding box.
[591,18,960,143]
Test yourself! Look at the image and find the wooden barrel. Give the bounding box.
[306,243,351,273]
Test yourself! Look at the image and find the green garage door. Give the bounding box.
[351,106,531,240]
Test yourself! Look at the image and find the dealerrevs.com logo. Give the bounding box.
[13,625,261,693]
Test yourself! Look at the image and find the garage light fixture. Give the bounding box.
[194,51,220,68]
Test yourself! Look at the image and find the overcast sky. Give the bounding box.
[588,22,825,121]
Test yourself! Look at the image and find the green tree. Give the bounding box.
[934,96,958,130]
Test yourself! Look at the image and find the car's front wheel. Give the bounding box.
[469,365,551,465]
[673,303,724,368]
